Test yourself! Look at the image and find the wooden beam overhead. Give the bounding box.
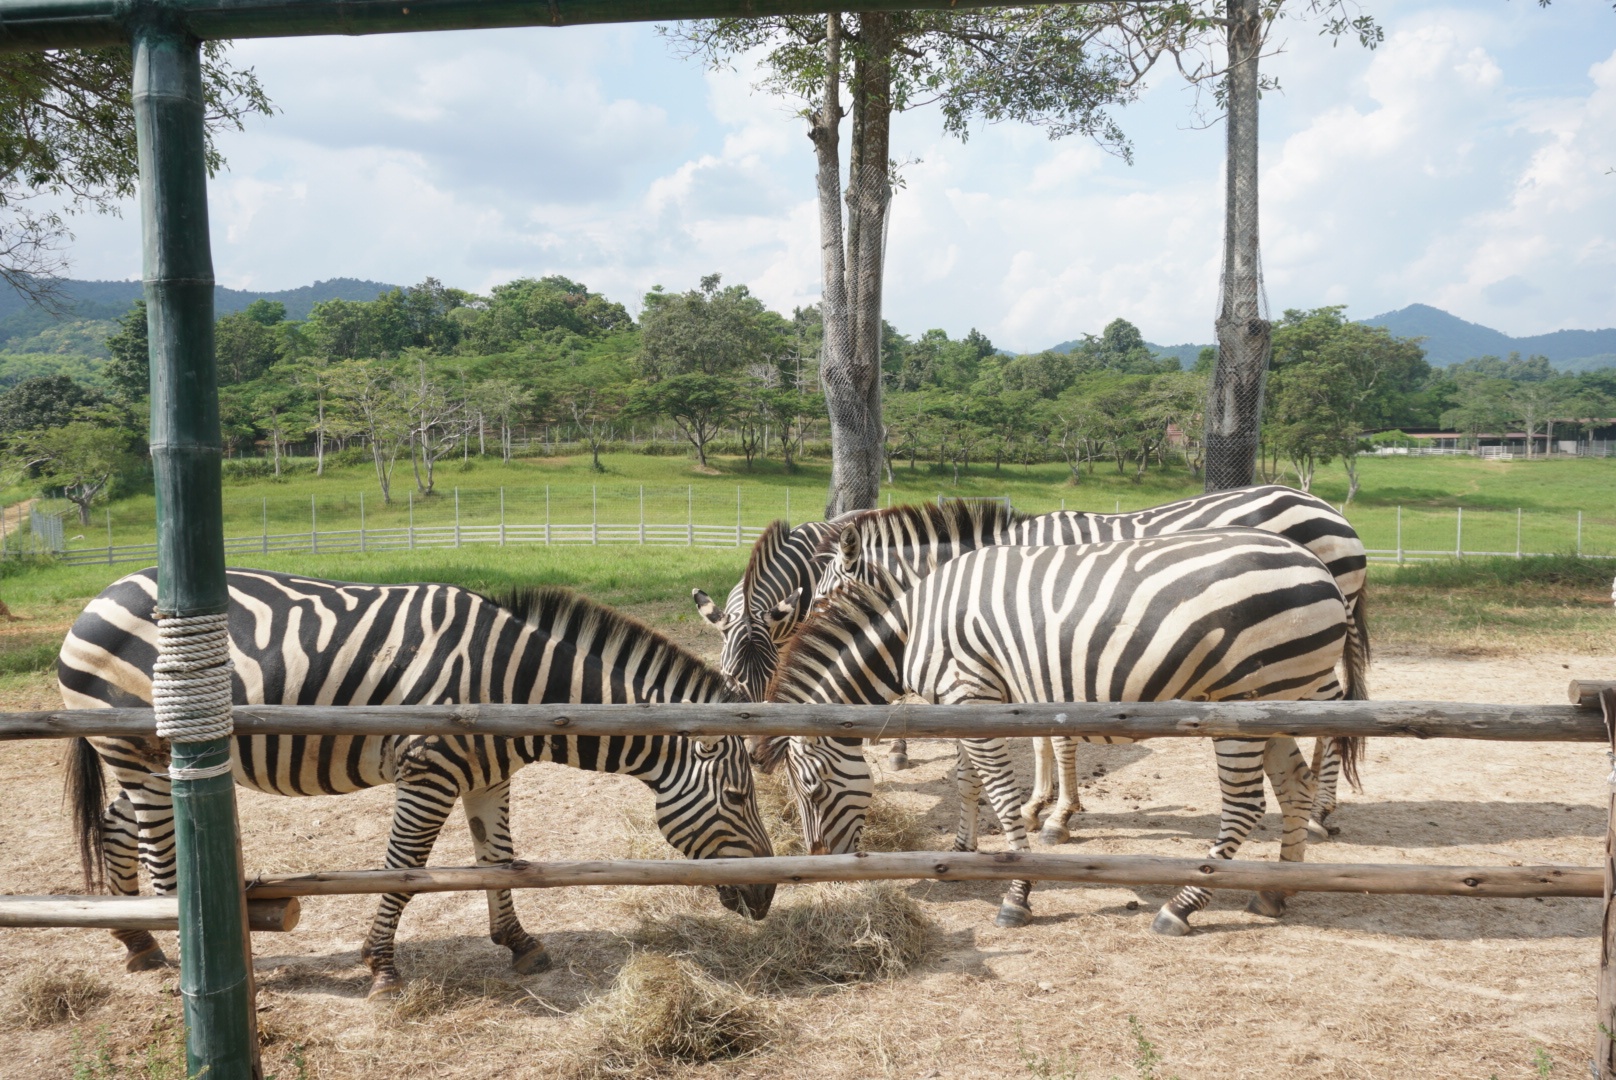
[0,0,1104,52]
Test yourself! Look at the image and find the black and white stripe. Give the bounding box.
[60,568,775,996]
[692,518,842,702]
[764,533,1348,932]
[814,486,1370,830]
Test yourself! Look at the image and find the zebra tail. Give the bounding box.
[1334,588,1371,793]
[65,737,107,891]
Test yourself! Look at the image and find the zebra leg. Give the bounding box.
[104,791,167,971]
[460,782,549,975]
[1307,738,1343,840]
[1247,738,1317,919]
[1020,737,1056,838]
[953,741,984,853]
[1152,738,1267,937]
[362,777,460,999]
[959,738,1035,928]
[1038,737,1083,845]
[887,738,910,771]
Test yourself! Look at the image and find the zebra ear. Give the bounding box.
[764,589,801,630]
[692,589,726,630]
[837,527,860,567]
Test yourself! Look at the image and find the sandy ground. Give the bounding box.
[0,644,1607,1080]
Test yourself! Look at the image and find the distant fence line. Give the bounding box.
[5,486,1614,567]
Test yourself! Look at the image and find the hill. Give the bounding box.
[1361,303,1616,371]
[1043,338,1211,368]
[0,276,401,361]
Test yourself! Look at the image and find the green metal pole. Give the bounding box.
[134,20,257,1080]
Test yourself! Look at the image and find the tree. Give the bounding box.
[243,369,302,477]
[0,374,104,433]
[14,420,134,524]
[628,373,736,469]
[215,301,287,386]
[1441,376,1512,452]
[1506,378,1565,460]
[329,358,409,505]
[462,276,632,353]
[638,274,787,380]
[552,360,629,473]
[667,8,1144,516]
[0,47,270,299]
[470,378,534,463]
[403,350,470,496]
[103,301,149,405]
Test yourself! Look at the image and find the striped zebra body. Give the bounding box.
[814,487,1370,834]
[61,568,774,996]
[764,533,1348,932]
[693,518,842,702]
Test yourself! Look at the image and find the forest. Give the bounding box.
[3,272,1614,524]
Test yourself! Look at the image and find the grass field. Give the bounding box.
[16,450,1616,561]
[0,450,1611,667]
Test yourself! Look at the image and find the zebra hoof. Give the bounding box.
[1306,819,1332,842]
[1246,890,1288,918]
[994,901,1032,928]
[125,943,169,973]
[510,942,552,975]
[367,973,404,1001]
[1037,822,1070,846]
[1150,908,1192,937]
[886,753,911,771]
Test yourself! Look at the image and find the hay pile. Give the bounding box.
[3,968,110,1029]
[568,953,778,1078]
[754,769,933,856]
[630,880,936,993]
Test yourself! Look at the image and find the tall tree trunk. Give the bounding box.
[1203,0,1268,493]
[821,11,891,517]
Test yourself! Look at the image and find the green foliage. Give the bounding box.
[14,419,137,524]
[1379,554,1612,591]
[102,300,149,405]
[0,373,105,432]
[639,273,790,381]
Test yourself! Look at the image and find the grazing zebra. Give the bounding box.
[762,533,1349,933]
[61,568,775,997]
[692,518,842,702]
[811,487,1369,836]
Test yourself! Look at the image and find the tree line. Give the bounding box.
[2,272,1613,525]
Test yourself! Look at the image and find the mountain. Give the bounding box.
[0,276,402,362]
[1361,304,1616,372]
[0,275,402,325]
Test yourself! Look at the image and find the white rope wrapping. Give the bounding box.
[169,760,234,781]
[152,612,234,744]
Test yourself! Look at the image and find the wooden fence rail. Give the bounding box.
[231,852,1600,901]
[0,699,1603,743]
[0,896,300,932]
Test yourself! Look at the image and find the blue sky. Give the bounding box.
[54,0,1616,351]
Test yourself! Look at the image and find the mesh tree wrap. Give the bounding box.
[1203,0,1270,494]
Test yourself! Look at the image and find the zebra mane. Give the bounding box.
[494,585,732,700]
[764,574,903,702]
[814,498,1026,557]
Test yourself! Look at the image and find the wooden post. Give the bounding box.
[1598,686,1616,1079]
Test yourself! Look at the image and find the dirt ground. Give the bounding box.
[0,628,1607,1079]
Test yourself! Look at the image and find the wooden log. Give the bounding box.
[1573,680,1616,710]
[241,853,1600,901]
[1596,687,1616,1080]
[0,700,1604,743]
[0,896,298,932]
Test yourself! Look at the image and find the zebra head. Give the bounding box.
[694,520,809,701]
[761,577,908,856]
[651,732,777,918]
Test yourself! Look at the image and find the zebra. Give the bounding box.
[810,487,1369,838]
[60,568,776,997]
[692,518,842,703]
[761,532,1349,933]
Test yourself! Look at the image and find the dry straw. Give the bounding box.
[4,968,111,1029]
[567,952,779,1078]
